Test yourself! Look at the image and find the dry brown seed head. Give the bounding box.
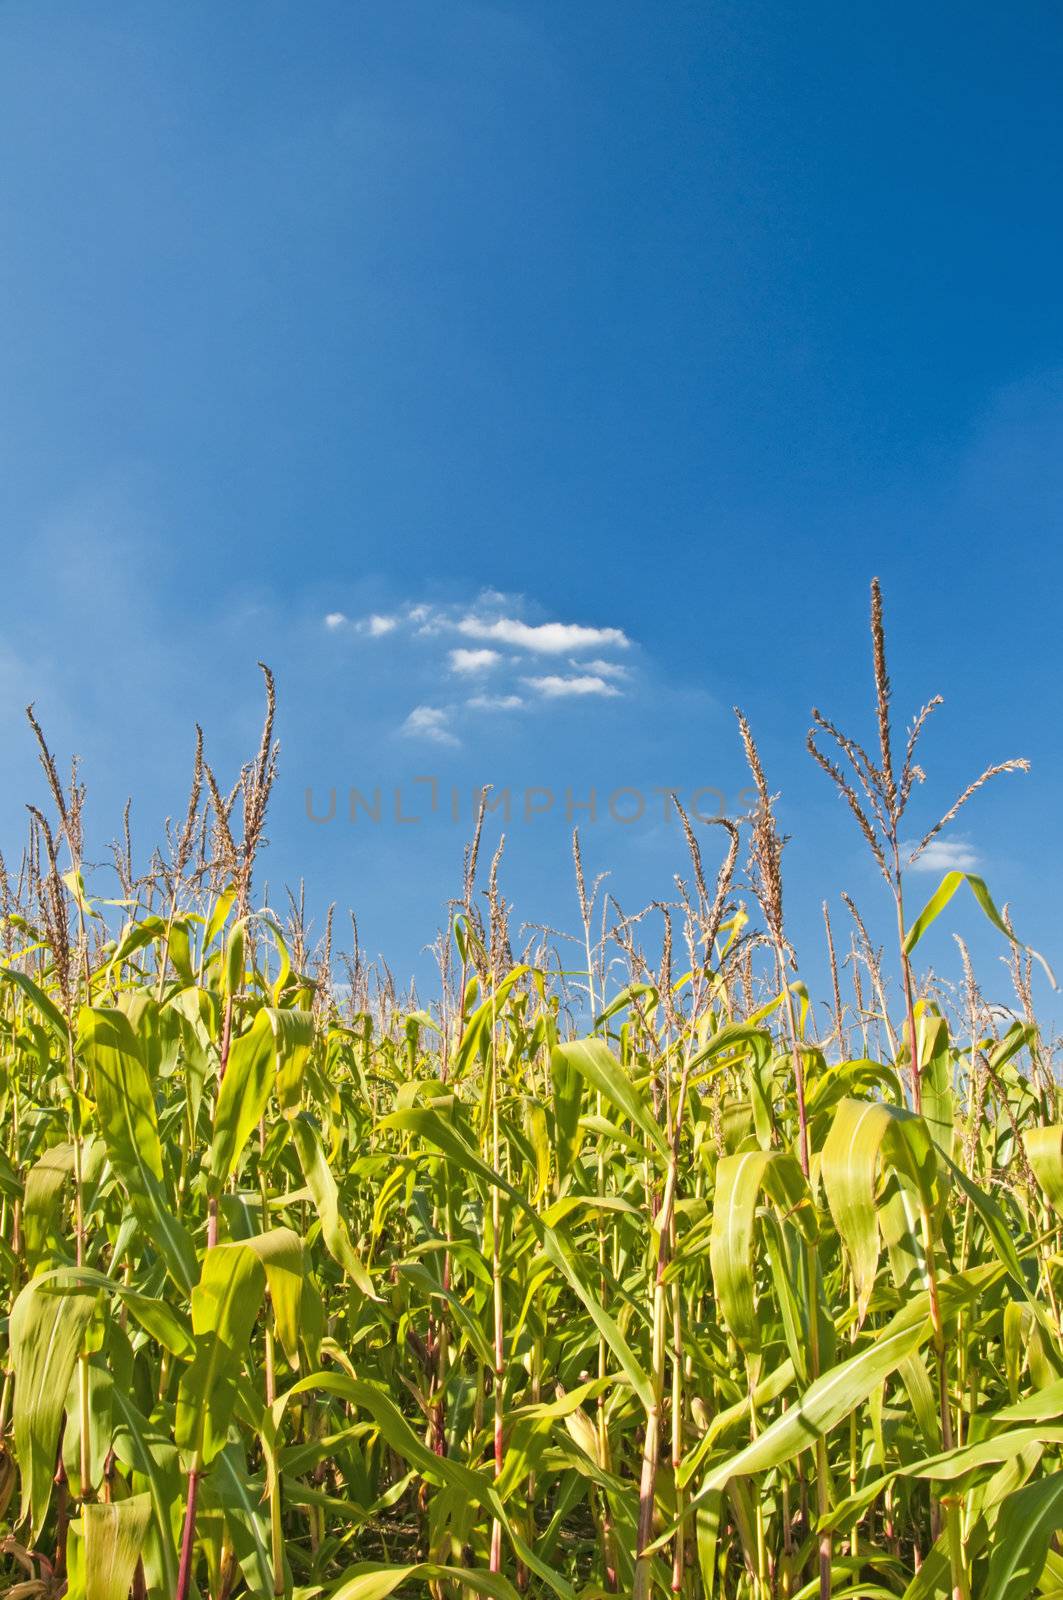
[734,708,787,949]
[572,827,590,928]
[909,759,1030,865]
[869,577,898,816]
[806,728,891,883]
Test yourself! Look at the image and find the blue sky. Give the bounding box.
[1,2,1061,1019]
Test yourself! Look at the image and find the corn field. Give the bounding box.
[0,583,1060,1600]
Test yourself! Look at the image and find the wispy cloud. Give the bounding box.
[449,647,501,673]
[579,657,629,678]
[456,617,630,655]
[906,837,980,873]
[524,674,621,698]
[327,598,631,657]
[467,692,524,711]
[400,705,459,746]
[323,611,398,636]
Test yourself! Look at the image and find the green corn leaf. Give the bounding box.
[270,1006,314,1113]
[10,1273,98,1538]
[822,1097,937,1324]
[821,1097,895,1323]
[291,1113,377,1299]
[821,1426,1063,1536]
[902,871,1056,987]
[700,1302,927,1486]
[550,1045,585,1181]
[593,980,657,1029]
[917,1012,954,1161]
[695,1489,724,1600]
[328,1565,521,1600]
[78,1004,196,1293]
[551,1038,670,1161]
[78,1006,163,1179]
[1025,1124,1063,1211]
[209,1006,276,1186]
[994,1376,1063,1423]
[540,1216,655,1411]
[67,1493,152,1600]
[1,963,71,1042]
[21,1263,193,1359]
[109,1389,181,1597]
[207,1445,276,1599]
[710,1148,814,1352]
[678,1264,1003,1521]
[203,887,236,953]
[62,1354,113,1500]
[982,1472,1063,1600]
[176,1242,266,1466]
[451,965,540,1080]
[243,1225,304,1368]
[22,1140,74,1270]
[382,1103,655,1408]
[222,917,247,999]
[267,1373,574,1597]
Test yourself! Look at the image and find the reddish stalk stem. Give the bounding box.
[175,1467,200,1600]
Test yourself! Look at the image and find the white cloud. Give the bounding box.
[524,674,621,698]
[468,693,524,711]
[457,616,630,655]
[323,610,398,635]
[579,657,630,679]
[449,647,501,674]
[362,613,398,637]
[400,705,459,746]
[906,837,980,873]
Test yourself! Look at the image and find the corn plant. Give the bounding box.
[0,588,1060,1600]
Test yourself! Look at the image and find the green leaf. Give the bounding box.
[244,1226,304,1369]
[550,1046,585,1182]
[679,1264,1002,1513]
[78,1006,162,1178]
[176,1243,266,1466]
[110,1390,181,1596]
[1025,1124,1063,1211]
[207,1446,276,1599]
[22,1141,74,1269]
[63,1354,113,1500]
[541,1217,655,1411]
[902,872,1056,987]
[291,1114,377,1299]
[1,963,71,1041]
[209,1007,276,1186]
[203,887,236,953]
[710,1148,814,1352]
[821,1097,894,1323]
[268,1372,574,1598]
[68,1494,152,1600]
[328,1564,521,1600]
[21,1263,193,1360]
[551,1038,669,1161]
[821,1097,936,1324]
[10,1273,98,1537]
[78,1005,196,1293]
[270,1006,314,1114]
[382,1104,655,1409]
[982,1473,1063,1600]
